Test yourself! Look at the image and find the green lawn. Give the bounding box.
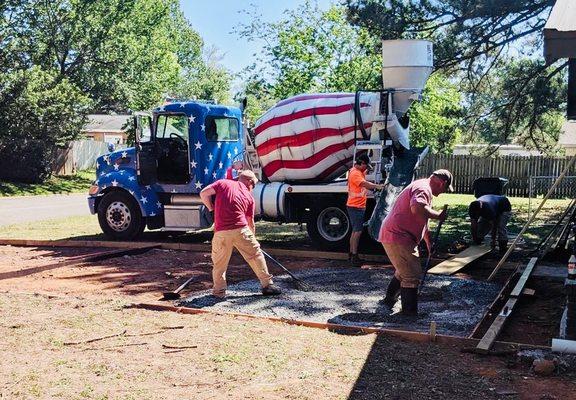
[0,193,570,251]
[0,170,94,197]
[431,193,571,248]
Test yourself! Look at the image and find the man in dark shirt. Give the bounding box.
[469,194,512,254]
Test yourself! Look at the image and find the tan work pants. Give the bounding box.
[211,227,273,297]
[383,242,421,288]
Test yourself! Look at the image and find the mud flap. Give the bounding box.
[367,146,429,241]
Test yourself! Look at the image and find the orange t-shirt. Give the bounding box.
[347,167,367,208]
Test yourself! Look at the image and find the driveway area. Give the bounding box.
[0,193,89,226]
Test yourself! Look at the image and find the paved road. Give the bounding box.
[0,194,90,227]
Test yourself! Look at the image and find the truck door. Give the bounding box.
[135,112,157,185]
[201,114,243,185]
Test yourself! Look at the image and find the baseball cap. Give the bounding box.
[355,154,373,171]
[432,169,454,192]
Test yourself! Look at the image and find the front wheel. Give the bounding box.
[306,203,351,250]
[97,191,145,240]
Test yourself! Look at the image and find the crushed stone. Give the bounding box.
[179,267,501,337]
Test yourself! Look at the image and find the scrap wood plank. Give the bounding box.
[427,245,491,275]
[476,257,538,352]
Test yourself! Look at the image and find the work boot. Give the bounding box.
[262,284,282,296]
[382,276,401,309]
[350,254,364,267]
[400,287,418,316]
[498,240,508,255]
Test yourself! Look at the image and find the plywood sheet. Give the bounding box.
[428,245,491,275]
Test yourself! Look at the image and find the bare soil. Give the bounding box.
[1,244,575,400]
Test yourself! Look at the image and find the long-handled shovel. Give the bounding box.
[261,249,313,291]
[419,205,448,294]
[161,276,195,300]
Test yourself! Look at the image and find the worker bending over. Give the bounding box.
[347,154,384,266]
[378,169,453,316]
[200,170,282,298]
[469,194,511,254]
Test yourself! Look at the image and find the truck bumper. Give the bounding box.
[88,196,98,215]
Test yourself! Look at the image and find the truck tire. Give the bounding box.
[307,203,351,250]
[97,191,145,240]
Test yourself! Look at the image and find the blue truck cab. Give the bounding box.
[88,101,244,240]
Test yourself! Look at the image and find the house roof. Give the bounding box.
[558,120,576,146]
[83,114,131,133]
[544,0,576,63]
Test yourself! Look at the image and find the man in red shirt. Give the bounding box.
[378,169,452,315]
[200,170,281,298]
[347,154,384,266]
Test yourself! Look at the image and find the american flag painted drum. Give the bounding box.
[253,92,380,183]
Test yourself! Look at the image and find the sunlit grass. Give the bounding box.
[0,193,570,251]
[0,170,94,197]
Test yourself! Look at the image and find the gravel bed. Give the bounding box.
[179,267,501,336]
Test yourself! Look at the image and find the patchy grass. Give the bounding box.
[0,170,95,197]
[431,193,572,248]
[0,193,570,252]
[0,215,103,240]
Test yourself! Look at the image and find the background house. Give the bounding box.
[82,114,131,145]
[558,120,576,156]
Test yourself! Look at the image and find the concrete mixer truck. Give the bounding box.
[87,40,433,249]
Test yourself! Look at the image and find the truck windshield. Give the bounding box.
[205,116,239,141]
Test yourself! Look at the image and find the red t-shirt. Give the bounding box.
[379,178,433,247]
[210,179,254,232]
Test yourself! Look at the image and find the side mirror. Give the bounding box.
[107,143,116,152]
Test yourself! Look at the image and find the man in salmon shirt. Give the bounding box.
[200,169,281,298]
[378,169,453,315]
[347,154,384,266]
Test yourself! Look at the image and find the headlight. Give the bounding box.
[88,185,99,195]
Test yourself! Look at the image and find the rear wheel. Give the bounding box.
[97,191,145,240]
[306,203,351,250]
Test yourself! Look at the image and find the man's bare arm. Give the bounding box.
[410,203,446,221]
[360,180,384,190]
[199,186,216,211]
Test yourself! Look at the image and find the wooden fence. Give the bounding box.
[417,154,576,198]
[53,140,127,175]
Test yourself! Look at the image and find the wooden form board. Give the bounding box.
[0,238,390,263]
[476,257,538,352]
[427,245,491,275]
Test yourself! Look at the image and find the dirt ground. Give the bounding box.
[1,244,576,400]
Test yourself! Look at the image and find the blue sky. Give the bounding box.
[180,0,335,75]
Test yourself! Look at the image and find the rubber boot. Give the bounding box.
[350,254,364,267]
[400,287,418,316]
[498,240,508,255]
[383,276,401,309]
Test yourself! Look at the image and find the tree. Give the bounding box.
[236,1,462,150]
[0,0,231,181]
[410,74,463,153]
[0,67,91,182]
[236,2,381,120]
[345,0,566,153]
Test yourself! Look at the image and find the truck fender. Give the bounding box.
[93,171,161,217]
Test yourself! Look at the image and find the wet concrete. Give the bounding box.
[179,267,501,337]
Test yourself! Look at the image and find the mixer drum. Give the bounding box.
[253,92,379,183]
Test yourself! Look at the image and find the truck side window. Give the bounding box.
[205,116,239,142]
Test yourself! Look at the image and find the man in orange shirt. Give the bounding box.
[347,154,384,266]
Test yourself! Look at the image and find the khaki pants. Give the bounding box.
[383,242,421,288]
[211,227,273,297]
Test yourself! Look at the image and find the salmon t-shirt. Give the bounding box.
[379,178,433,247]
[347,168,367,209]
[210,179,254,232]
